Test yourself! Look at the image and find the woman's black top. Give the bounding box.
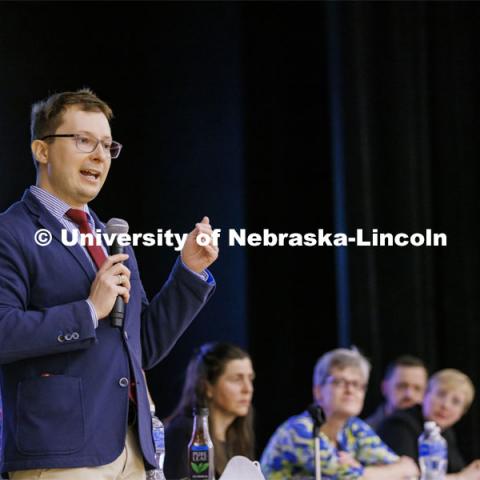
[377,405,465,473]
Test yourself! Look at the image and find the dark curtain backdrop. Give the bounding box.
[333,2,480,459]
[0,1,479,461]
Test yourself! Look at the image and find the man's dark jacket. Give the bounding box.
[0,191,214,473]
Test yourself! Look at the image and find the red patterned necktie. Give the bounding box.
[66,209,107,269]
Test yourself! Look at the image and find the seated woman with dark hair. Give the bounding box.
[378,369,480,480]
[163,342,255,479]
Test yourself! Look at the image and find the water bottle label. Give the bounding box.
[419,443,447,458]
[152,428,164,452]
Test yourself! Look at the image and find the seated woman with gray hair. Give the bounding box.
[261,348,419,479]
[378,369,480,480]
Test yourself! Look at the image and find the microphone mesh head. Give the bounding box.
[106,218,129,235]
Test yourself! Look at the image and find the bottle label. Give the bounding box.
[152,426,164,453]
[419,443,447,458]
[190,445,210,479]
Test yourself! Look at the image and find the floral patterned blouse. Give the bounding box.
[260,410,399,479]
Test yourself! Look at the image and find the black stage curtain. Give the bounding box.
[243,2,337,455]
[245,2,480,459]
[0,0,479,462]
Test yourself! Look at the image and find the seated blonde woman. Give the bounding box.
[378,369,480,480]
[261,348,419,479]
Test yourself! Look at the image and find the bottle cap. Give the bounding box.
[193,406,209,416]
[424,421,437,431]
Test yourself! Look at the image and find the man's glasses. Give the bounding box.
[324,376,367,392]
[40,132,123,159]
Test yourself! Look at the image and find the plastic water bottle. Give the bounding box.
[418,421,447,480]
[146,406,166,480]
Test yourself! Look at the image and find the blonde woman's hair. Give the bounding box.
[428,369,475,412]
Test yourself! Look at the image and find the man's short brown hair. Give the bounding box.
[30,88,113,142]
[384,355,427,381]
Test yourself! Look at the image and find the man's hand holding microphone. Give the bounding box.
[87,216,218,322]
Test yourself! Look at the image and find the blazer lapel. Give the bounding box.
[23,190,96,283]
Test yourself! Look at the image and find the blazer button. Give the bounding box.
[119,377,129,387]
[72,332,80,340]
[57,335,65,343]
[65,334,72,341]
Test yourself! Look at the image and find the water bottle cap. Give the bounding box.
[424,421,437,431]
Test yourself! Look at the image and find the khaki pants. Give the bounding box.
[10,427,146,480]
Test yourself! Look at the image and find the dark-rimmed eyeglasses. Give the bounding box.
[40,132,123,159]
[324,376,367,392]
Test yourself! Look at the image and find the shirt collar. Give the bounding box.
[29,185,92,223]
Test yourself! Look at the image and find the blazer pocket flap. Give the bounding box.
[16,375,85,455]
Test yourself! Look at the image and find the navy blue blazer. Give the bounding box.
[0,190,215,473]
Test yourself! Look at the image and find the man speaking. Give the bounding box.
[0,89,218,479]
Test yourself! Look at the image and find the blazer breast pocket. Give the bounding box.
[16,375,86,455]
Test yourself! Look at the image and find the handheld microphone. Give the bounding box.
[308,403,325,480]
[106,218,129,328]
[307,403,325,437]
